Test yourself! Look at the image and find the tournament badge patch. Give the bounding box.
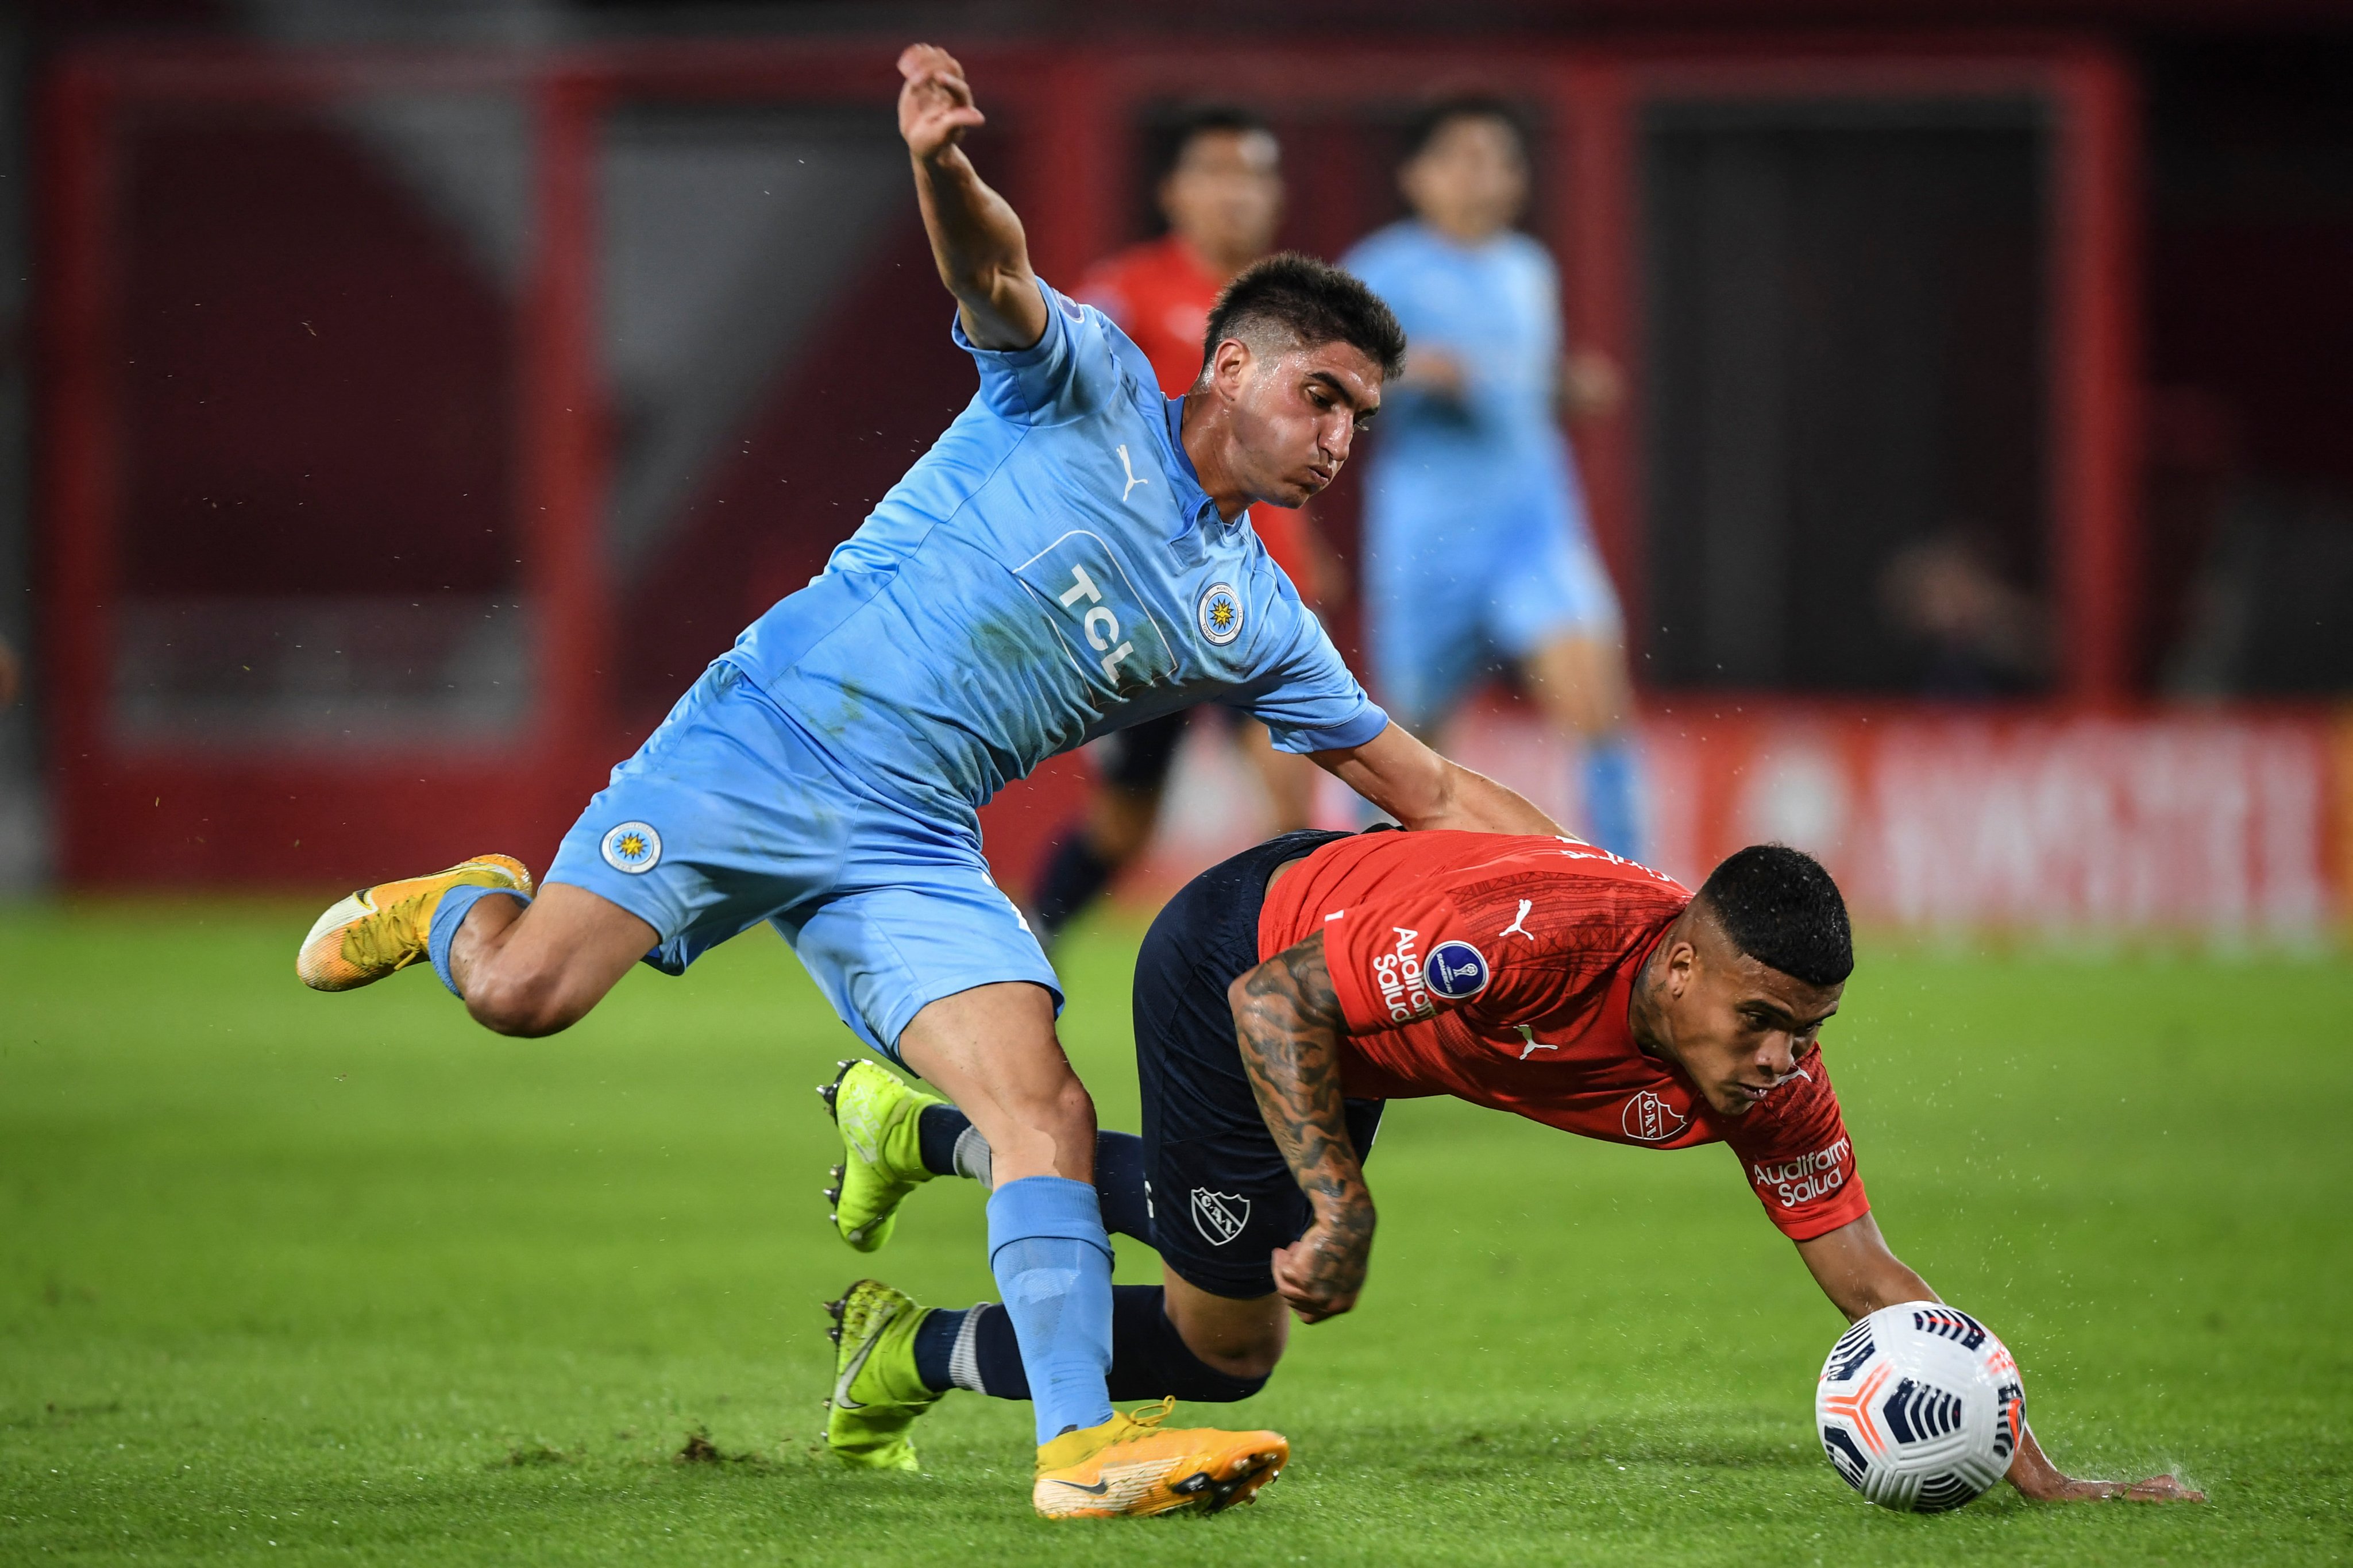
[600,821,663,875]
[1426,940,1490,1001]
[1190,1188,1251,1246]
[1196,582,1243,646]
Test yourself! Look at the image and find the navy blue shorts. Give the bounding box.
[1135,828,1387,1299]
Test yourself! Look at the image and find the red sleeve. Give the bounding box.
[1320,877,1570,1036]
[1721,1044,1870,1241]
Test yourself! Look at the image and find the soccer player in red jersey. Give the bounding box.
[1028,108,1345,946]
[820,828,2201,1505]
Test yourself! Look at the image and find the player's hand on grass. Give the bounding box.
[1271,1203,1372,1324]
[898,44,985,161]
[2005,1427,2205,1503]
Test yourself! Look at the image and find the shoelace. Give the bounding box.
[346,887,437,967]
[1113,1397,1176,1439]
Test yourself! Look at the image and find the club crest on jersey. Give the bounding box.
[1196,582,1243,646]
[600,821,662,875]
[1621,1088,1688,1142]
[1426,940,1490,1001]
[1190,1188,1251,1246]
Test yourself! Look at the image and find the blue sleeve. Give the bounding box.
[1230,578,1390,754]
[952,277,1130,426]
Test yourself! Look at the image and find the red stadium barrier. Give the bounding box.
[1126,700,2352,940]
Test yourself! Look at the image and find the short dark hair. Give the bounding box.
[1201,252,1407,381]
[1402,93,1530,163]
[1694,844,1854,988]
[1167,105,1276,172]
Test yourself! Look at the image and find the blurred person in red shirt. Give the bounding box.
[1028,107,1346,947]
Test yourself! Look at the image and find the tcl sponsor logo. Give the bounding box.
[1752,1136,1851,1207]
[1372,926,1428,1021]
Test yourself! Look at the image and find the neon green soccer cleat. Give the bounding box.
[823,1279,944,1471]
[819,1060,943,1252]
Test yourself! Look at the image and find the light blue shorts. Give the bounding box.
[543,660,1058,1062]
[1365,510,1623,734]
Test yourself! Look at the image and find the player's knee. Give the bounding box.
[1177,1319,1286,1384]
[462,960,585,1038]
[1037,1072,1097,1150]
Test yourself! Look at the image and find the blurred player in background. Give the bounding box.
[1345,97,1646,858]
[296,44,1563,1520]
[1028,107,1345,947]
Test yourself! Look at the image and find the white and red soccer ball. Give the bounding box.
[1815,1301,2026,1512]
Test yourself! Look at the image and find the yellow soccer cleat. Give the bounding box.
[295,855,534,992]
[1030,1398,1288,1519]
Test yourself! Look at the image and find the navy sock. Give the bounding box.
[913,1108,1152,1248]
[912,1304,962,1394]
[928,1287,1270,1404]
[1031,829,1117,943]
[917,1103,966,1178]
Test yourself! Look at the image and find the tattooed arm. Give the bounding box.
[1226,931,1374,1323]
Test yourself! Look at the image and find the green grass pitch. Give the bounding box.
[3,901,2348,1565]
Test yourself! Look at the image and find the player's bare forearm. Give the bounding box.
[896,43,1046,350]
[1794,1213,1936,1322]
[1228,933,1372,1320]
[1315,724,1562,836]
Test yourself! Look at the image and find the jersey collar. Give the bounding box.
[1159,395,1246,547]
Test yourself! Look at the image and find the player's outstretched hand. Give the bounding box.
[2008,1438,2205,1503]
[1270,1211,1371,1324]
[898,44,985,161]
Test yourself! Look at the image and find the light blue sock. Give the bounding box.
[1581,735,1645,862]
[427,884,529,997]
[986,1176,1115,1445]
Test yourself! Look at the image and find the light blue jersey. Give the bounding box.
[543,279,1386,1057]
[726,280,1383,817]
[1343,221,1619,729]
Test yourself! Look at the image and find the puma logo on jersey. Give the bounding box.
[1499,900,1534,942]
[1514,1023,1561,1060]
[1117,443,1150,503]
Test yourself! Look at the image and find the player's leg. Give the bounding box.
[823,830,1372,1507]
[826,1276,1283,1511]
[441,882,658,1037]
[1364,536,1491,751]
[296,661,826,1032]
[791,871,1140,1496]
[1498,519,1646,859]
[1029,710,1188,945]
[816,1056,1150,1251]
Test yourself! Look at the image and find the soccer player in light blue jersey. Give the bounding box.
[1344,97,1648,859]
[295,45,1560,1518]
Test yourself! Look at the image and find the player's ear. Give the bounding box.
[1209,337,1252,398]
[1662,937,1697,999]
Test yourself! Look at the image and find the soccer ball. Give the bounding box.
[1814,1301,2026,1512]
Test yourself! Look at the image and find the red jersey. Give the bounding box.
[1079,236,1318,595]
[1257,831,1870,1242]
